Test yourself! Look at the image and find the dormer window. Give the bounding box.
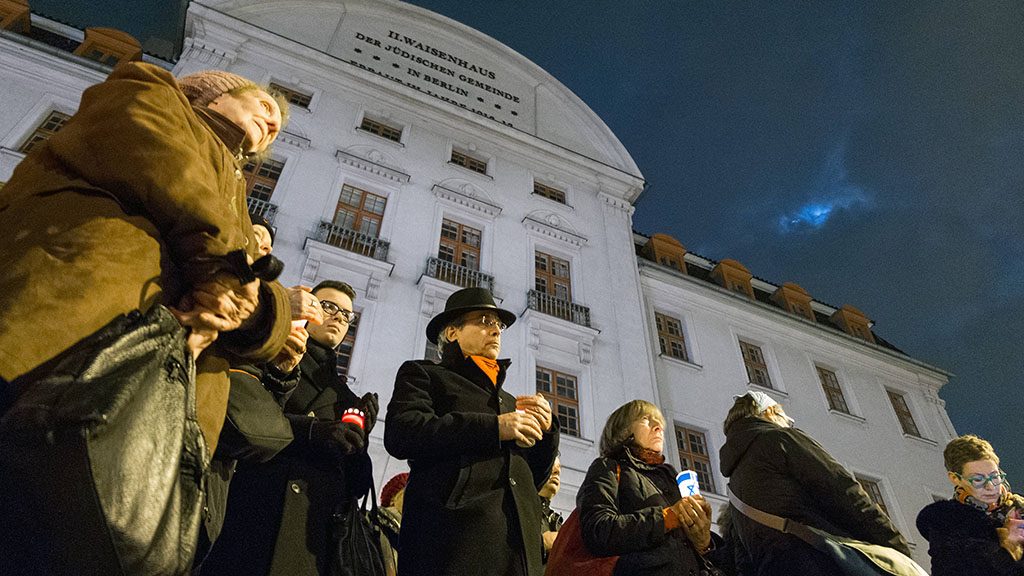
[830,304,875,343]
[771,282,815,321]
[641,233,686,273]
[0,0,30,33]
[73,27,142,66]
[711,259,753,299]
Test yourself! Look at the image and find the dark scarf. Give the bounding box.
[626,444,666,466]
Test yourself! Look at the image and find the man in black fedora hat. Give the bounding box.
[384,287,559,576]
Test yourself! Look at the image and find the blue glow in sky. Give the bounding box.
[778,142,871,233]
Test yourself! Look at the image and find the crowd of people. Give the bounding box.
[0,63,1021,576]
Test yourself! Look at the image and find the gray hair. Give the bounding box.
[435,317,467,359]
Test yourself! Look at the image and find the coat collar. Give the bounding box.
[193,105,248,162]
[440,340,511,391]
[305,337,336,368]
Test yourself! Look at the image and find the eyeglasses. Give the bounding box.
[955,471,1008,489]
[320,300,357,325]
[468,315,506,332]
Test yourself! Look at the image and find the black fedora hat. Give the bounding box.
[426,287,516,344]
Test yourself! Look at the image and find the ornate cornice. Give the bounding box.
[522,211,587,247]
[432,179,502,218]
[335,147,410,183]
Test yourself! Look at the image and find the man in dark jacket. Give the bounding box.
[720,391,910,575]
[201,280,378,575]
[385,287,559,576]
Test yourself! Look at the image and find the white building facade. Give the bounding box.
[0,0,955,566]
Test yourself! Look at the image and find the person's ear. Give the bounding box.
[947,471,960,487]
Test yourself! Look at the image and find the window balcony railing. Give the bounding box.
[246,196,279,225]
[313,221,390,262]
[425,257,494,291]
[527,289,592,328]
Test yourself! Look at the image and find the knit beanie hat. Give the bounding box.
[380,473,409,508]
[177,70,259,106]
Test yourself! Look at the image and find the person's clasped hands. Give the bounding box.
[172,271,262,359]
[498,393,552,447]
[671,494,713,553]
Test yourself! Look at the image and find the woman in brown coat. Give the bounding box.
[0,62,293,574]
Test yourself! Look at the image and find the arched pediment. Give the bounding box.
[432,178,501,218]
[336,144,409,183]
[523,210,586,247]
[193,0,642,179]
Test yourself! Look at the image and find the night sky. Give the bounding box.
[52,1,1020,482]
[398,0,1024,482]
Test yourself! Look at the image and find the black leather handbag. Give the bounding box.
[333,487,387,576]
[0,305,206,576]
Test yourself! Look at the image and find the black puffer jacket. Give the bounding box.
[917,499,1024,576]
[720,417,909,575]
[577,447,725,576]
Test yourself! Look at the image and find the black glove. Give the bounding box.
[359,392,379,434]
[309,419,365,456]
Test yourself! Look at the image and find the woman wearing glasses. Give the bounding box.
[917,434,1024,575]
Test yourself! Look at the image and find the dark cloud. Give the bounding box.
[405,0,1024,479]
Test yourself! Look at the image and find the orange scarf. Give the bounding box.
[470,355,499,386]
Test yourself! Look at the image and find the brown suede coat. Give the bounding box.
[0,62,290,453]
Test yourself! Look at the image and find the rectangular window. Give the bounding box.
[535,251,572,301]
[739,340,772,388]
[536,367,579,437]
[334,318,358,400]
[242,157,286,202]
[655,312,689,362]
[887,390,921,437]
[334,184,386,238]
[438,218,482,271]
[817,367,850,414]
[856,476,889,516]
[533,181,566,204]
[359,116,403,142]
[19,111,70,154]
[675,425,717,494]
[450,149,488,174]
[269,82,312,108]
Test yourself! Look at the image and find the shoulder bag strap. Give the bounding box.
[727,485,827,549]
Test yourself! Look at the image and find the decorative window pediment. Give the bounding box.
[335,145,409,183]
[278,128,310,150]
[522,210,587,247]
[432,178,501,218]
